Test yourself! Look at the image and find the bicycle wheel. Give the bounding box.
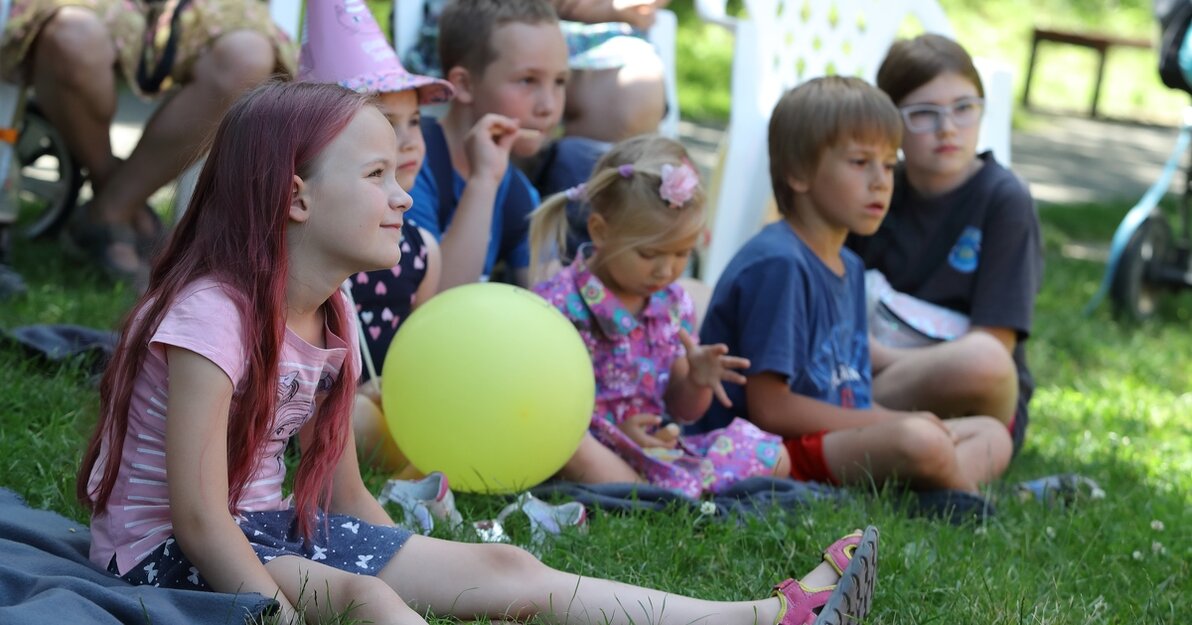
[1110,216,1173,321]
[16,102,82,239]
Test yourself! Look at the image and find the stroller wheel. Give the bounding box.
[1111,216,1172,321]
[15,101,83,239]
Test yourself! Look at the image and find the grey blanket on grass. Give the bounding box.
[0,488,274,625]
[530,477,994,524]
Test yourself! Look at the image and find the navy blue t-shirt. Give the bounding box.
[695,221,872,434]
[846,152,1041,451]
[408,118,539,280]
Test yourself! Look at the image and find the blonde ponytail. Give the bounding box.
[528,166,631,284]
[527,193,571,285]
[529,135,706,284]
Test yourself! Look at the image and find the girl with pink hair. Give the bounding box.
[78,80,877,625]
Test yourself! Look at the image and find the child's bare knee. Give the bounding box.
[947,334,1017,407]
[477,543,546,578]
[892,419,956,479]
[971,416,1014,461]
[955,333,1014,372]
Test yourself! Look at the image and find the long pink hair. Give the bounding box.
[78,81,370,537]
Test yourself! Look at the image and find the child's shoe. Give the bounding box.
[1013,474,1104,506]
[377,471,463,534]
[474,492,588,553]
[772,526,878,625]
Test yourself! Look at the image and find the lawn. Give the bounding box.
[2,0,1190,622]
[3,199,1189,623]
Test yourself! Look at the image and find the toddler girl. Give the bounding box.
[77,80,876,625]
[531,135,792,497]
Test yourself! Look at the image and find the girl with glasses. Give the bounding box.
[847,34,1043,459]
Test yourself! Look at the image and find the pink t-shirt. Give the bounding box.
[87,279,356,574]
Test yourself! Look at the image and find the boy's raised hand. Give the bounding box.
[678,328,749,408]
[617,413,680,449]
[463,114,527,184]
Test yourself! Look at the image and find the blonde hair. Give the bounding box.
[529,135,705,283]
[769,76,902,217]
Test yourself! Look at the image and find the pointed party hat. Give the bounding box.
[298,0,453,104]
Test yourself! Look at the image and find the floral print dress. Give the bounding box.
[534,253,783,497]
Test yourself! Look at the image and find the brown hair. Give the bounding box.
[439,0,558,77]
[876,34,984,106]
[768,76,901,217]
[529,135,705,283]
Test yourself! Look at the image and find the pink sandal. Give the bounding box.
[822,529,863,576]
[772,526,879,625]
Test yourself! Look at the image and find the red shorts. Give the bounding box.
[784,431,839,484]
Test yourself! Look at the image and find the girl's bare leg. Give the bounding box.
[266,555,427,625]
[380,536,842,624]
[556,433,643,484]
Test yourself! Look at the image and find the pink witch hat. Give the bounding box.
[298,0,453,104]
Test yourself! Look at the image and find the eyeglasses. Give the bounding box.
[898,97,984,134]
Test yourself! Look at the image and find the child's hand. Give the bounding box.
[463,114,525,184]
[892,409,951,437]
[678,329,749,408]
[618,413,680,449]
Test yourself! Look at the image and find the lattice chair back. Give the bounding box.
[696,0,1011,285]
[762,0,953,86]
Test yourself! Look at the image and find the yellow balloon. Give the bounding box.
[381,283,594,493]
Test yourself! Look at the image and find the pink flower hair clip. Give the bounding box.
[659,162,699,209]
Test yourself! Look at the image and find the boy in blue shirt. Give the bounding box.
[698,77,1012,494]
[408,0,569,287]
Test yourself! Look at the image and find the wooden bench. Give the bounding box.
[1022,28,1153,117]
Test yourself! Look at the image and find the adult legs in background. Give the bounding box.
[28,5,278,277]
[564,59,665,143]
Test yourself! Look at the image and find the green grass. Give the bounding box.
[2,2,1189,622]
[2,199,1189,623]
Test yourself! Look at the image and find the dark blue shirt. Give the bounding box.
[696,221,872,434]
[408,118,539,280]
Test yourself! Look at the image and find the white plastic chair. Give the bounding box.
[695,0,1014,285]
[393,3,681,138]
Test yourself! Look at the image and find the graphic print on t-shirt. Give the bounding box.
[805,325,870,409]
[947,226,982,274]
[271,371,312,472]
